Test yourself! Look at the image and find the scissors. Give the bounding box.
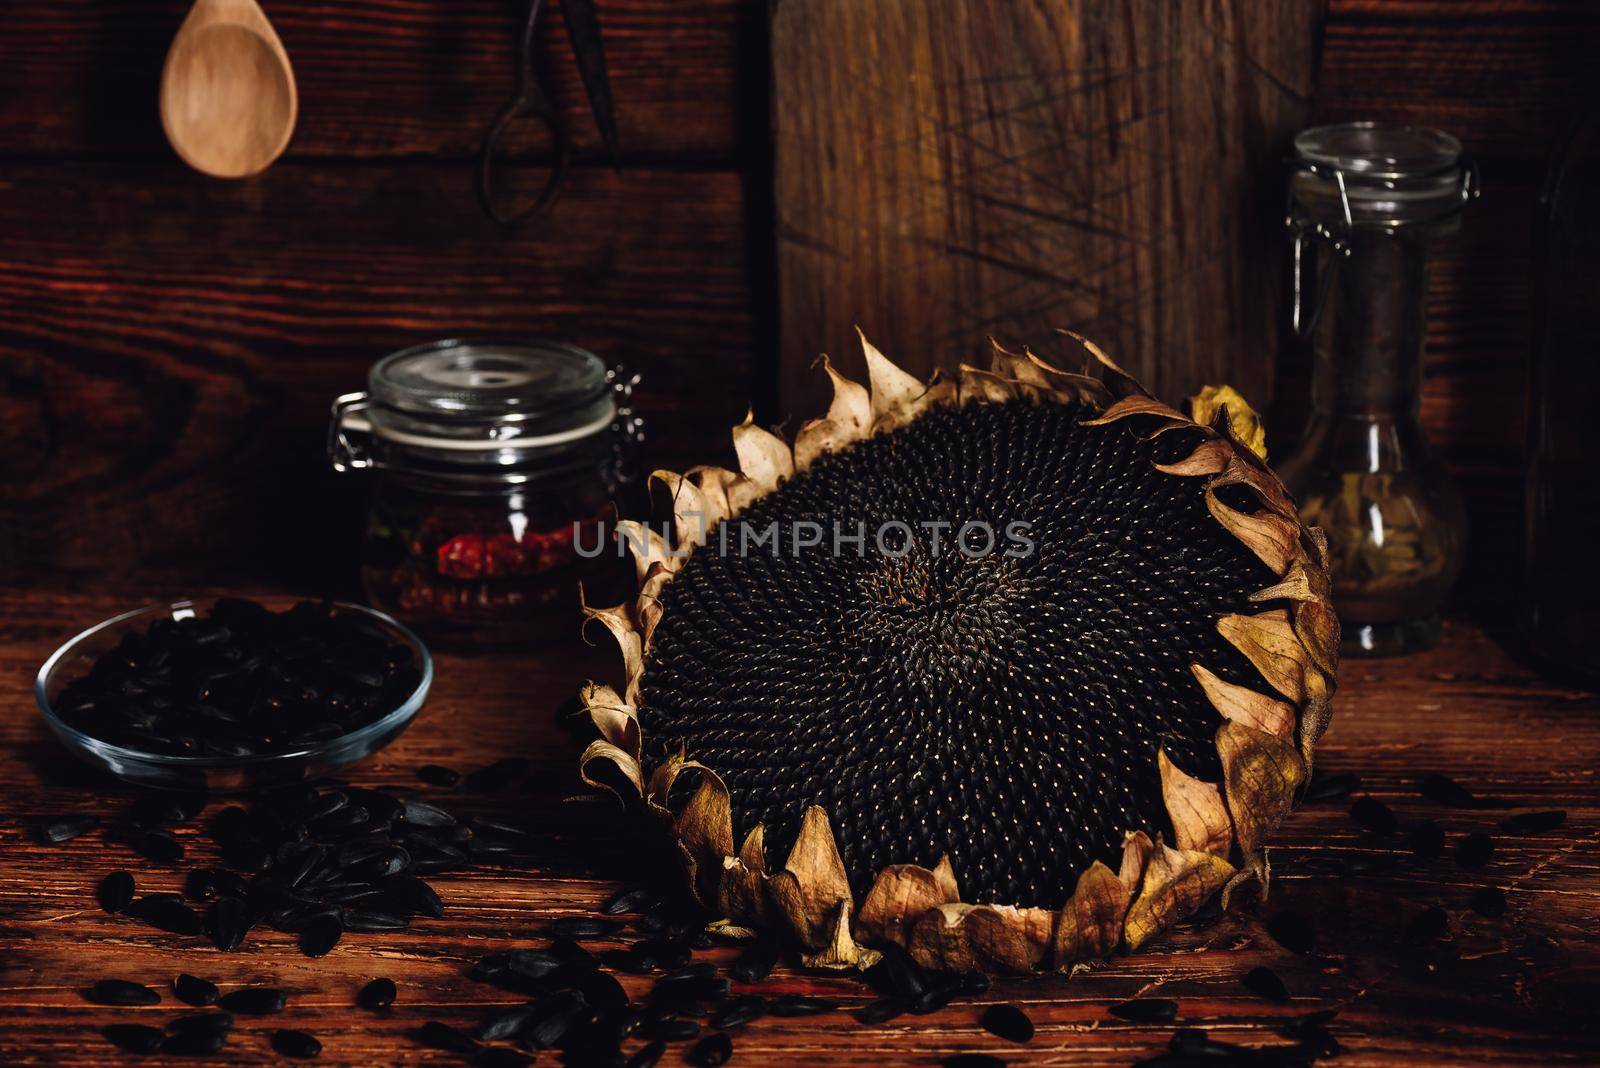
[478,0,620,226]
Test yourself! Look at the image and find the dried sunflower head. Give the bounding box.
[578,332,1337,973]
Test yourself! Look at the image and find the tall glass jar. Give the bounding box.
[1277,123,1478,656]
[1522,112,1600,680]
[329,339,639,645]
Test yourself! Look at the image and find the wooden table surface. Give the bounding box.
[3,589,1598,1066]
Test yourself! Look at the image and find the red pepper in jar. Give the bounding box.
[483,533,528,577]
[436,534,486,579]
[520,524,578,572]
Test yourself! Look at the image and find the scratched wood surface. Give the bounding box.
[2,588,1597,1065]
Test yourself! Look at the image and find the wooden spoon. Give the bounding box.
[159,0,298,179]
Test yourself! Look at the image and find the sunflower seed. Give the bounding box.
[1110,997,1179,1024]
[1469,886,1508,917]
[910,982,958,1015]
[102,1024,166,1053]
[86,978,161,1006]
[1403,906,1448,947]
[1349,797,1398,835]
[343,909,409,932]
[602,886,655,915]
[863,943,927,999]
[857,997,909,1024]
[417,764,460,787]
[173,973,219,1007]
[161,1030,227,1056]
[478,1004,538,1042]
[1303,771,1361,803]
[627,1039,667,1068]
[731,936,780,983]
[1457,832,1495,870]
[769,995,839,1017]
[1267,911,1315,955]
[97,870,135,913]
[132,894,202,935]
[166,1011,232,1035]
[299,914,343,957]
[401,799,457,828]
[1407,820,1446,859]
[1418,773,1483,807]
[32,813,99,844]
[465,757,529,792]
[942,1056,1005,1068]
[522,992,587,1049]
[381,875,443,918]
[688,1032,733,1067]
[358,977,397,1010]
[206,897,250,951]
[958,971,991,996]
[1501,810,1566,835]
[505,949,563,980]
[711,994,768,1029]
[580,970,630,1014]
[410,1021,481,1055]
[272,1029,322,1059]
[218,986,287,1014]
[980,1003,1034,1043]
[1242,965,1290,1003]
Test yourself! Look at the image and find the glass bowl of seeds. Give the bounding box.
[35,597,432,791]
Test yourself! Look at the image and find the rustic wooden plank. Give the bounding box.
[0,164,749,582]
[0,0,741,161]
[772,0,1320,416]
[1317,0,1597,159]
[2,591,1597,1065]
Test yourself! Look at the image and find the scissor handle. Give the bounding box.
[477,0,571,227]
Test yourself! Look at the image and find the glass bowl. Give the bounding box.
[35,597,433,792]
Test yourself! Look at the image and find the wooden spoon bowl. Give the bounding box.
[160,0,297,179]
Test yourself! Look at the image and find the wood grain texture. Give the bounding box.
[1317,0,1600,159]
[772,0,1321,415]
[0,0,740,161]
[0,165,750,583]
[2,589,1598,1065]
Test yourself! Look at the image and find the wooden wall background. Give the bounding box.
[0,0,1593,605]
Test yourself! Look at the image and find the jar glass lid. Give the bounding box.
[364,339,615,449]
[1292,122,1472,227]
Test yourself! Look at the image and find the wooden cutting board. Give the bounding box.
[771,0,1322,414]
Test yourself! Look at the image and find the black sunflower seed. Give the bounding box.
[1418,773,1481,808]
[465,757,529,792]
[1403,906,1448,947]
[401,799,456,828]
[161,1029,227,1056]
[770,995,839,1017]
[300,914,343,957]
[173,973,219,1007]
[863,944,927,999]
[1407,820,1446,859]
[1501,810,1566,835]
[132,829,185,864]
[133,894,202,935]
[602,885,654,915]
[731,936,780,983]
[979,1003,1034,1043]
[1108,998,1178,1023]
[523,992,587,1049]
[1349,797,1398,835]
[581,970,630,1014]
[627,1039,667,1068]
[505,949,563,980]
[1296,1023,1342,1057]
[1469,886,1508,917]
[1457,832,1495,870]
[1242,965,1290,1003]
[410,1021,481,1055]
[343,909,409,932]
[910,982,958,1015]
[218,986,287,1014]
[166,1011,232,1035]
[857,997,909,1024]
[86,978,161,1006]
[97,870,135,913]
[206,897,250,951]
[416,764,460,787]
[1266,911,1315,955]
[688,1032,733,1067]
[32,813,99,844]
[381,875,443,918]
[478,1004,537,1042]
[102,1024,166,1054]
[1169,1028,1231,1055]
[272,1029,322,1059]
[547,916,626,940]
[1303,771,1361,803]
[358,977,397,1010]
[943,1056,1005,1068]
[958,971,991,996]
[711,994,768,1029]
